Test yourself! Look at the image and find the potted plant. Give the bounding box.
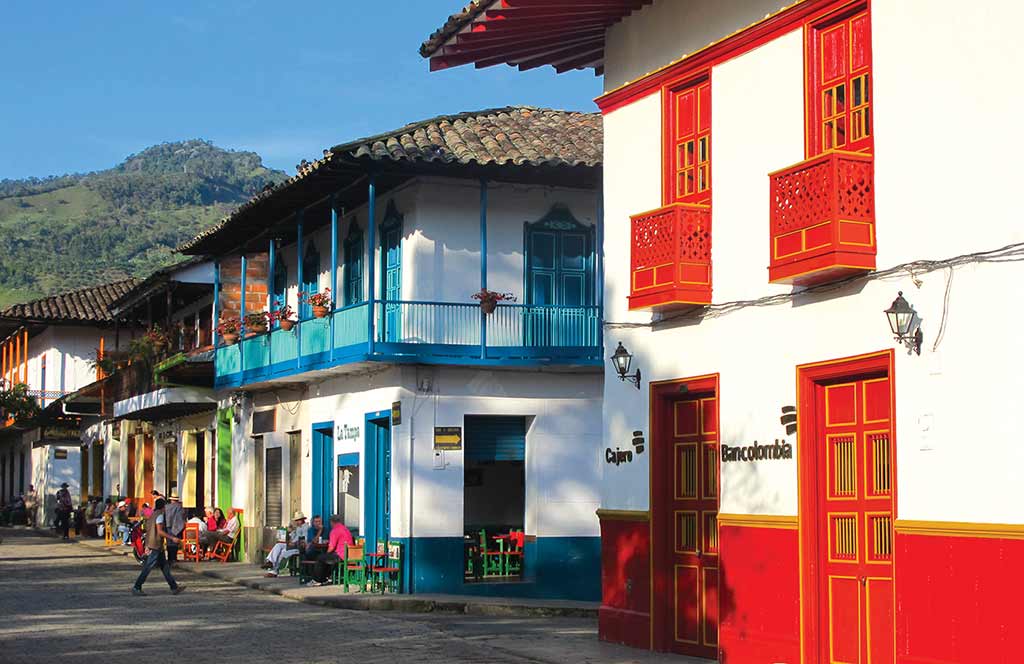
[303,287,332,319]
[216,317,242,345]
[144,326,170,354]
[268,302,296,331]
[244,311,269,336]
[472,288,517,314]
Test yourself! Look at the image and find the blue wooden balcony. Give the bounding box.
[214,301,602,388]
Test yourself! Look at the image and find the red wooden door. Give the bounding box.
[810,6,872,155]
[816,375,893,663]
[653,390,718,658]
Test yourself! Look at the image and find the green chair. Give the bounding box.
[505,530,524,576]
[335,543,366,592]
[480,529,505,577]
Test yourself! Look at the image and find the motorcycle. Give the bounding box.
[129,519,147,563]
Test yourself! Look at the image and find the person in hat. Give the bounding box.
[163,491,185,564]
[262,511,308,577]
[54,482,73,540]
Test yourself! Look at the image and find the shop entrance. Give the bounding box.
[650,376,719,658]
[311,422,334,522]
[463,416,526,582]
[363,416,391,550]
[798,351,895,664]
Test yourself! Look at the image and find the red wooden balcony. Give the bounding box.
[769,151,875,286]
[629,203,711,311]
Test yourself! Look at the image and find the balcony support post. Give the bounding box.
[296,211,304,371]
[367,175,376,357]
[212,260,220,347]
[330,193,339,363]
[479,178,488,360]
[240,253,247,376]
[268,238,275,368]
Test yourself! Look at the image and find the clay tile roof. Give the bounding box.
[420,1,491,59]
[178,106,601,253]
[0,278,137,324]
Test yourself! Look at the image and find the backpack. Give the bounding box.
[57,490,72,511]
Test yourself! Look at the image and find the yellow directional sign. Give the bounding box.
[434,426,462,451]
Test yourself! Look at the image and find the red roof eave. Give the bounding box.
[423,0,653,74]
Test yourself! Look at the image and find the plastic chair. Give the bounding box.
[505,530,524,576]
[480,529,505,577]
[370,542,401,593]
[181,523,202,561]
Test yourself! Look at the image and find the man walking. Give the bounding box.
[55,483,72,540]
[132,498,185,596]
[163,492,185,564]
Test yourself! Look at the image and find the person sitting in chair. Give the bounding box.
[305,515,354,587]
[263,511,307,577]
[206,508,239,547]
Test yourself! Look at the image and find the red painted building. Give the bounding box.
[421,1,1024,662]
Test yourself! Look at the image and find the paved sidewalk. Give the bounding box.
[72,534,598,617]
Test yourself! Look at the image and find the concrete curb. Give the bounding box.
[55,532,597,619]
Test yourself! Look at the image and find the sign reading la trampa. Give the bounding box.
[722,439,793,462]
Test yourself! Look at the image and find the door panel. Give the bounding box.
[653,393,718,658]
[381,224,401,343]
[364,418,391,549]
[816,375,893,663]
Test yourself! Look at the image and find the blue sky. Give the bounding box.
[0,1,602,180]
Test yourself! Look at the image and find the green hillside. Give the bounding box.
[0,139,287,307]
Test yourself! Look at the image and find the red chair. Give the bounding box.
[505,530,524,576]
[181,523,202,561]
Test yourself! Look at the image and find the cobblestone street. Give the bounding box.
[0,529,693,664]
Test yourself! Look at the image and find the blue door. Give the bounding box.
[300,242,320,321]
[272,255,287,328]
[311,423,334,521]
[363,416,391,551]
[379,202,402,343]
[524,207,594,346]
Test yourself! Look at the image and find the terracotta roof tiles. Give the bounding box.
[1,278,137,324]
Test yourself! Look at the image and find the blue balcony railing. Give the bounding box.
[214,300,601,387]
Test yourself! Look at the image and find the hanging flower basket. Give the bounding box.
[244,311,269,336]
[472,288,516,314]
[216,317,242,346]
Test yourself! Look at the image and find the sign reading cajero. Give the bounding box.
[722,439,793,462]
[434,426,462,451]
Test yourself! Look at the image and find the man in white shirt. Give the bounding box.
[263,511,307,577]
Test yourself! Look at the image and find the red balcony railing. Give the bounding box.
[629,203,711,311]
[769,151,875,285]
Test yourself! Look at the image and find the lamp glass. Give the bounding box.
[611,342,632,377]
[884,292,915,338]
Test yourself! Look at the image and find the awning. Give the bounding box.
[113,387,217,422]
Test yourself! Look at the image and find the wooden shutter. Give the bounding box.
[265,447,283,527]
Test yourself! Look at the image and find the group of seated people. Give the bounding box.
[184,506,240,556]
[261,510,353,586]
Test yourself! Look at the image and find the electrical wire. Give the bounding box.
[605,240,1024,329]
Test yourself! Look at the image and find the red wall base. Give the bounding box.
[598,515,651,650]
[896,532,1024,663]
[719,524,800,664]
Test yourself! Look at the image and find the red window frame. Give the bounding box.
[805,2,873,157]
[662,73,712,206]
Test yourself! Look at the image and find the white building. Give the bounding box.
[0,279,134,524]
[422,1,1024,661]
[178,108,606,599]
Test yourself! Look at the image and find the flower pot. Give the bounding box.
[480,299,497,315]
[222,333,239,346]
[248,323,268,335]
[312,305,329,319]
[279,319,295,332]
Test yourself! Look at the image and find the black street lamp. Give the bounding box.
[884,291,923,355]
[611,342,641,389]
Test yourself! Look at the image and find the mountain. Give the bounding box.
[0,140,287,308]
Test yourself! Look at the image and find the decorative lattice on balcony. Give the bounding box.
[768,151,876,285]
[629,203,711,311]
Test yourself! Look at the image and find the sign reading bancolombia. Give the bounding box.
[722,439,792,462]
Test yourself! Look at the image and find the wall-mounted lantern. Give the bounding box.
[611,342,641,389]
[884,291,923,355]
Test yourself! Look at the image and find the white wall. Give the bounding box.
[599,0,1024,523]
[603,0,793,91]
[246,365,602,540]
[270,177,597,313]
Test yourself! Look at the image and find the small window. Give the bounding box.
[808,5,872,155]
[664,77,711,205]
[252,409,276,435]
